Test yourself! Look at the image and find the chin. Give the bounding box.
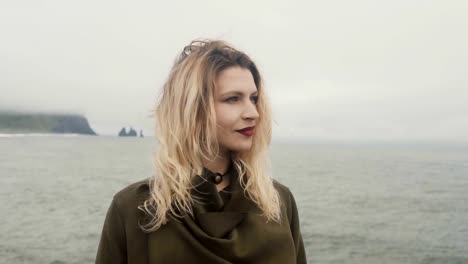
[220,137,253,153]
[228,143,252,153]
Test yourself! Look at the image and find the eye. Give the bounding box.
[251,96,259,105]
[225,96,239,103]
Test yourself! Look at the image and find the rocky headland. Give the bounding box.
[0,111,97,135]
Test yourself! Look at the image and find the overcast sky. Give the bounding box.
[1,0,467,142]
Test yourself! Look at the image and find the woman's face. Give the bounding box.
[214,66,259,154]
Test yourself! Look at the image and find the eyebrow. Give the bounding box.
[221,91,258,97]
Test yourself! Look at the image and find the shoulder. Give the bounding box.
[97,179,151,262]
[272,178,298,222]
[114,178,150,201]
[272,178,293,201]
[111,178,151,219]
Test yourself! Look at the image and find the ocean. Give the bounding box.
[1,135,467,264]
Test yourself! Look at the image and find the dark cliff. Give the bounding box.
[0,111,97,135]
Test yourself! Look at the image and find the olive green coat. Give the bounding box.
[96,167,307,264]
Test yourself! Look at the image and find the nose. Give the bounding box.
[241,100,259,121]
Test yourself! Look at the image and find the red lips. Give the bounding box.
[236,126,255,132]
[236,126,255,136]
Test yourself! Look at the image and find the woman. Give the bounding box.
[96,39,307,264]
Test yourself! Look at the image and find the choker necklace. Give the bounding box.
[212,172,225,184]
[206,163,233,184]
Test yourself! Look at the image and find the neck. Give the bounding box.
[202,152,232,192]
[202,152,232,175]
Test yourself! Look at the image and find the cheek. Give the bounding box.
[215,106,238,131]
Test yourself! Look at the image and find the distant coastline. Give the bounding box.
[0,111,97,135]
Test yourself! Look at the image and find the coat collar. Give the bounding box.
[187,164,260,238]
